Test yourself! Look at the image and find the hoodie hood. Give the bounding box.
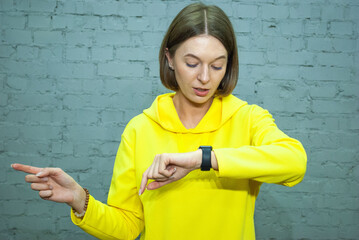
[143,93,247,133]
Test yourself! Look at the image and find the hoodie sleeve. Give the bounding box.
[71,131,144,240]
[214,105,307,187]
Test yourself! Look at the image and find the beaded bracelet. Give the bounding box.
[72,188,89,218]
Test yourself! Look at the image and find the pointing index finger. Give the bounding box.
[139,171,149,196]
[11,163,43,175]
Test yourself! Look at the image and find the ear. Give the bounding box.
[165,48,174,69]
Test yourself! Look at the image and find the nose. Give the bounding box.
[198,65,210,84]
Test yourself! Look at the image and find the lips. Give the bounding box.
[193,87,210,97]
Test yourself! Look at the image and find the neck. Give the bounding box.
[173,92,214,129]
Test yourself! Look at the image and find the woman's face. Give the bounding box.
[166,35,228,106]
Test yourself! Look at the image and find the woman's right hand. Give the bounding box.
[11,163,87,214]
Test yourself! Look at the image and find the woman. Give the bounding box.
[12,3,307,240]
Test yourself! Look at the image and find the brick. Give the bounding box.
[262,21,280,36]
[262,5,289,19]
[0,60,47,77]
[52,15,75,29]
[47,63,94,78]
[300,66,351,81]
[55,79,82,93]
[61,1,85,14]
[28,15,51,28]
[29,0,56,12]
[100,109,125,125]
[277,51,314,65]
[304,20,327,35]
[91,46,113,61]
[38,46,62,62]
[0,45,15,57]
[65,46,88,61]
[104,79,151,95]
[255,36,291,50]
[312,99,358,114]
[65,31,93,46]
[54,15,101,30]
[279,21,303,36]
[34,31,64,44]
[322,5,344,20]
[118,3,144,17]
[13,0,30,11]
[1,14,26,29]
[91,1,120,16]
[307,37,333,51]
[289,4,320,19]
[0,0,14,11]
[332,38,356,52]
[16,45,39,60]
[94,31,130,46]
[232,19,251,33]
[238,51,265,65]
[232,4,258,18]
[148,61,160,77]
[290,37,306,51]
[338,83,359,99]
[127,17,151,31]
[144,2,167,17]
[9,93,58,109]
[51,141,73,154]
[167,2,192,17]
[98,62,145,78]
[316,52,354,67]
[329,21,353,35]
[8,215,56,231]
[101,16,125,30]
[142,32,164,46]
[1,200,27,215]
[251,65,299,80]
[309,84,337,98]
[27,78,54,93]
[348,6,359,20]
[4,29,32,44]
[75,15,100,30]
[21,126,61,140]
[0,93,8,106]
[115,47,157,61]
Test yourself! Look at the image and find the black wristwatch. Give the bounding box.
[199,146,212,171]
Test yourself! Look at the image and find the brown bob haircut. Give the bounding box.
[159,2,238,96]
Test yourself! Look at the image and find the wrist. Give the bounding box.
[194,149,202,169]
[68,185,87,214]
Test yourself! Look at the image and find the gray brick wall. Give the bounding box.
[1,0,358,239]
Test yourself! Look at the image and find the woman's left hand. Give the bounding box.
[139,150,202,195]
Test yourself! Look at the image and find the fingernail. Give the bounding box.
[11,164,13,168]
[36,172,43,177]
[173,167,176,172]
[41,177,49,182]
[138,190,142,196]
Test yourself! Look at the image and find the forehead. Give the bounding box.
[175,35,228,59]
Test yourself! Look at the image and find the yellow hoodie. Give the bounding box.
[71,93,307,240]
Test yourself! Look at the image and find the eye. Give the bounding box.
[186,63,198,68]
[212,66,222,70]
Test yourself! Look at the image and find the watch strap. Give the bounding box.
[199,146,212,171]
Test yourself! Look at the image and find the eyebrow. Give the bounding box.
[184,53,227,61]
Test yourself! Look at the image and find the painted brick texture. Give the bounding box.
[1,0,358,239]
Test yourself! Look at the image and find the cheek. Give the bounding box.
[175,65,197,82]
